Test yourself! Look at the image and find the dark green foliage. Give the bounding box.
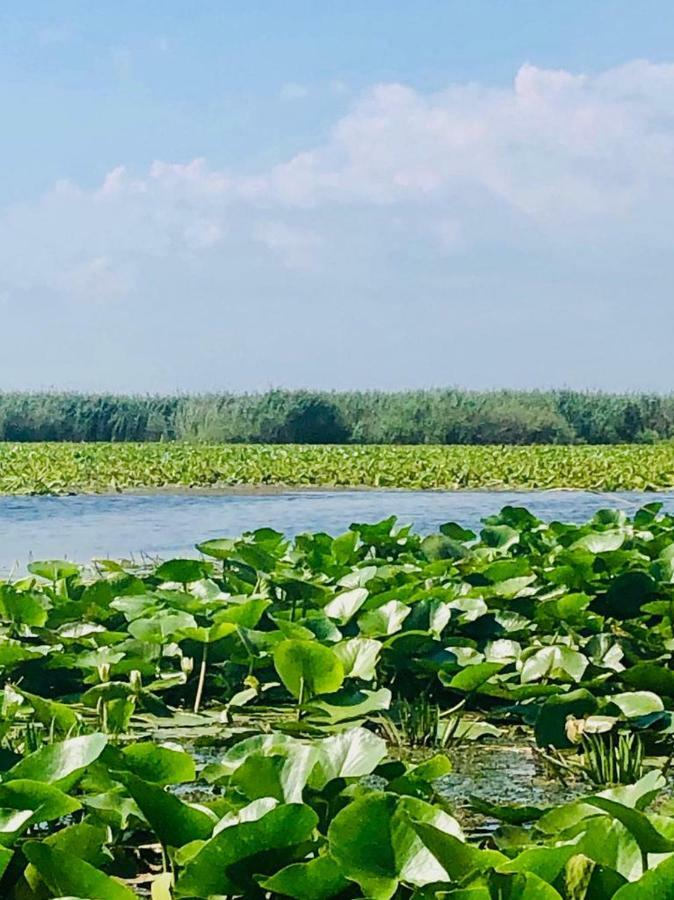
[1,388,674,443]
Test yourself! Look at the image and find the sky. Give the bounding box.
[2,1,674,394]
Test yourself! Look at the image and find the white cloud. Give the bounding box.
[254,221,323,270]
[54,257,131,302]
[4,59,674,302]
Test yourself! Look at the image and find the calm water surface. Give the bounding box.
[1,488,673,570]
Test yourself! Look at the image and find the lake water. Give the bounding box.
[2,488,674,571]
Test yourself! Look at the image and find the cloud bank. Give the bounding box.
[2,61,674,390]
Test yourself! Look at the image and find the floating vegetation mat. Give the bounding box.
[2,441,674,493]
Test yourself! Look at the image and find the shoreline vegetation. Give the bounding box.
[2,389,674,445]
[1,442,674,494]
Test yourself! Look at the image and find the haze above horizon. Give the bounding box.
[2,1,674,393]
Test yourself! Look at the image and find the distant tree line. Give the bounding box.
[0,390,672,444]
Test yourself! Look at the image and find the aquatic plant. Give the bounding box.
[2,441,674,493]
[0,505,672,893]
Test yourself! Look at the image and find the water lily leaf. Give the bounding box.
[440,522,476,541]
[328,792,461,898]
[27,560,79,581]
[442,662,504,692]
[606,692,664,718]
[421,534,467,561]
[273,640,344,700]
[304,687,392,724]
[323,587,368,624]
[481,525,520,551]
[570,531,625,554]
[586,796,674,854]
[118,742,196,785]
[215,596,271,627]
[196,538,237,560]
[310,727,388,789]
[534,689,597,749]
[499,840,583,882]
[613,853,674,898]
[469,797,546,825]
[358,600,411,637]
[175,803,318,898]
[24,843,135,900]
[176,620,237,644]
[411,820,506,880]
[151,872,174,900]
[16,688,79,734]
[128,611,197,643]
[388,756,453,799]
[622,663,674,697]
[112,770,215,847]
[0,779,80,823]
[521,646,588,684]
[487,870,563,898]
[5,733,107,786]
[561,853,627,899]
[0,586,50,627]
[258,853,349,899]
[155,558,206,583]
[333,637,381,681]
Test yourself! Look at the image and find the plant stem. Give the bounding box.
[193,643,209,714]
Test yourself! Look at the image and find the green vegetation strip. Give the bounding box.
[3,388,674,444]
[0,504,673,894]
[2,442,674,493]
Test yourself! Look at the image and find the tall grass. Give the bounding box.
[0,389,673,444]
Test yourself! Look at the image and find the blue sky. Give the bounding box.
[2,1,674,392]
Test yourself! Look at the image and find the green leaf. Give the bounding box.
[24,843,136,900]
[258,854,349,899]
[113,770,215,848]
[443,662,504,692]
[310,727,388,789]
[0,586,50,627]
[27,560,79,581]
[481,525,519,551]
[128,611,197,643]
[487,871,564,898]
[304,687,392,724]
[606,692,664,718]
[613,853,674,898]
[499,841,583,882]
[333,637,381,681]
[0,779,80,823]
[119,743,196,785]
[586,796,674,854]
[175,803,318,898]
[328,792,461,899]
[5,734,107,786]
[520,646,588,684]
[16,688,79,734]
[411,820,506,880]
[622,663,674,697]
[155,559,206,583]
[273,640,344,700]
[421,534,468,561]
[570,531,625,553]
[358,600,411,637]
[534,689,597,749]
[323,587,369,624]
